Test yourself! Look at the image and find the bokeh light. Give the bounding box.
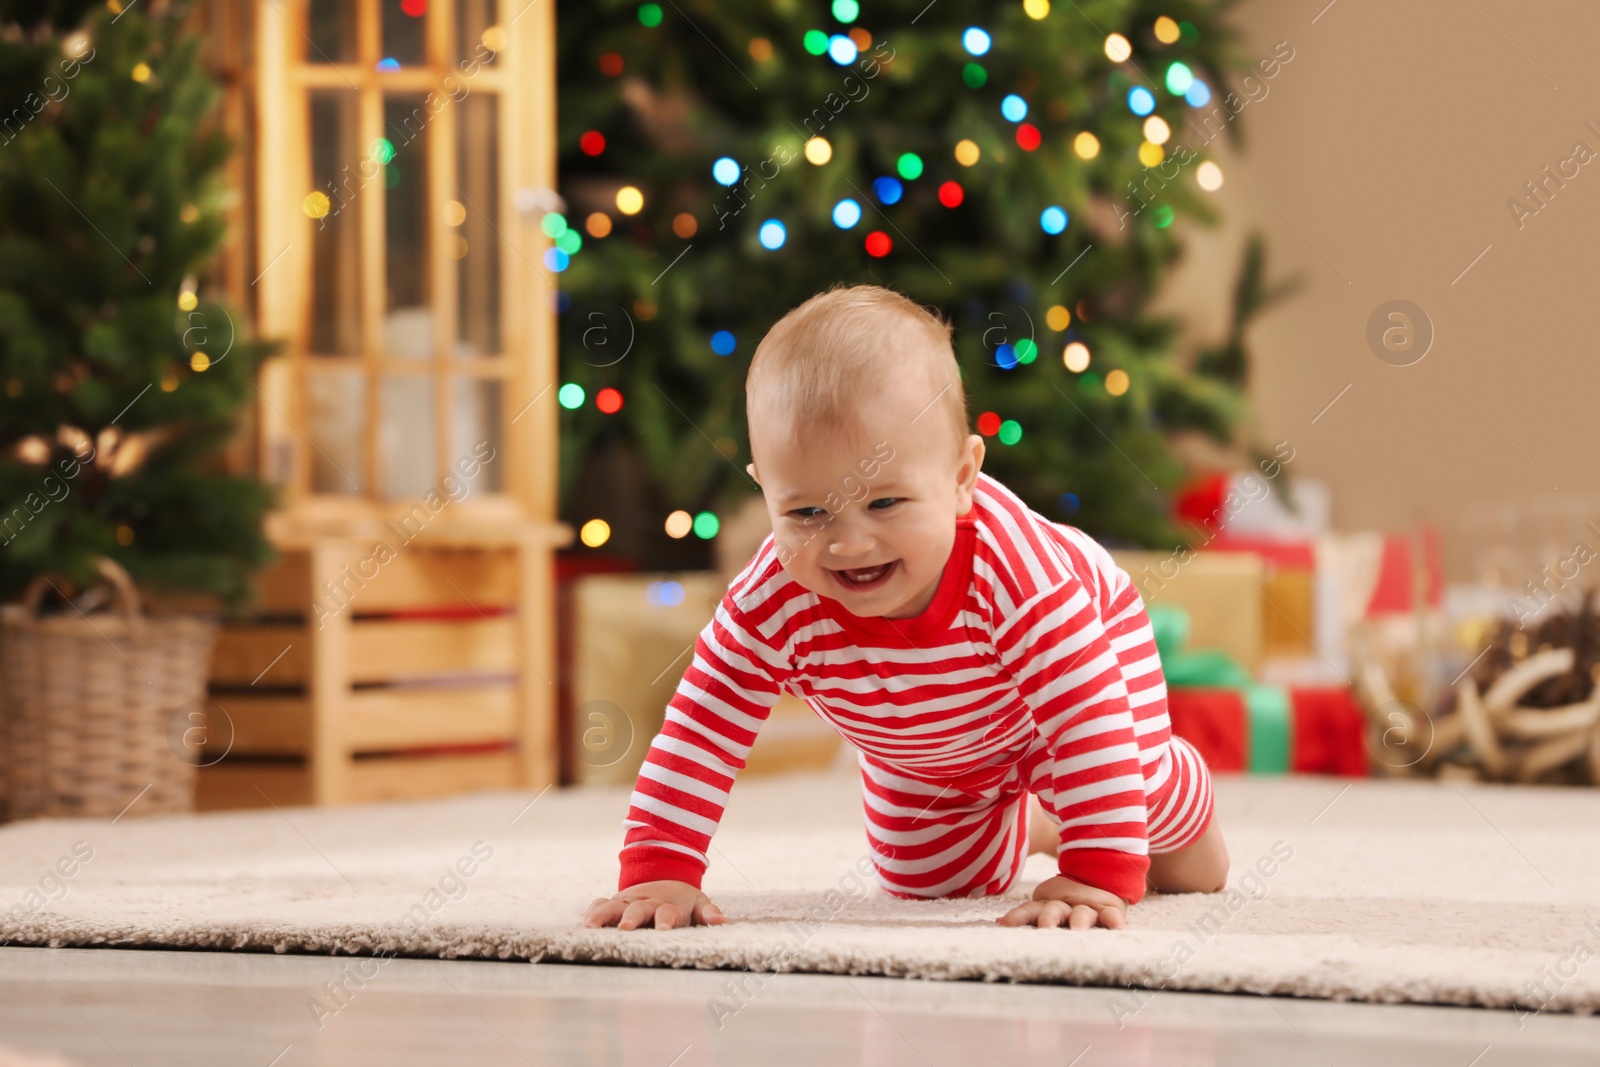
[864,231,892,257]
[1040,206,1068,234]
[1073,131,1100,159]
[833,198,862,228]
[711,330,737,355]
[827,34,858,64]
[1166,61,1194,95]
[1143,116,1171,144]
[596,387,624,413]
[665,510,694,538]
[616,186,644,214]
[963,27,991,55]
[558,383,585,409]
[1185,80,1211,107]
[1016,123,1041,151]
[1046,304,1071,331]
[1001,94,1028,122]
[758,220,786,249]
[998,420,1023,445]
[874,177,903,204]
[1197,161,1224,191]
[938,181,964,207]
[1138,141,1164,167]
[805,137,832,165]
[977,411,1002,436]
[1024,0,1051,18]
[1128,87,1155,115]
[1105,369,1130,396]
[897,153,924,180]
[1064,341,1090,372]
[954,139,981,166]
[1104,34,1132,62]
[713,157,740,185]
[580,519,611,548]
[1154,16,1180,43]
[693,511,720,539]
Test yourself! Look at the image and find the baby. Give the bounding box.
[584,283,1228,933]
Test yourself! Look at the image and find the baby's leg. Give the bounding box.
[1144,735,1228,894]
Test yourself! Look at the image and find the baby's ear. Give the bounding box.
[746,462,760,487]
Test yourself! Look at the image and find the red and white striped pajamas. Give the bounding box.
[617,471,1215,906]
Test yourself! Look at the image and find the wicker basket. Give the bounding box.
[0,558,218,820]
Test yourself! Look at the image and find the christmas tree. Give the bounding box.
[0,0,274,607]
[553,0,1298,561]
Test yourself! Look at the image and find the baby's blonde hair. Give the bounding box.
[745,283,969,459]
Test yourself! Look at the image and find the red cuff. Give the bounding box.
[619,846,706,892]
[1058,847,1150,906]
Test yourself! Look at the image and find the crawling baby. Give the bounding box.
[584,283,1228,933]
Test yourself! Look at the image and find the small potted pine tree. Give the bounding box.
[0,0,274,819]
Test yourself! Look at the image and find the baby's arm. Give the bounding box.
[994,569,1150,926]
[586,596,786,930]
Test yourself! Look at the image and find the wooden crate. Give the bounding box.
[196,530,562,810]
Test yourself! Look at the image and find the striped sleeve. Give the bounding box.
[993,569,1151,905]
[617,593,787,891]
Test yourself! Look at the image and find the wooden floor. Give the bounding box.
[1,946,1596,1065]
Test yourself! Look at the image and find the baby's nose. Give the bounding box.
[828,528,877,557]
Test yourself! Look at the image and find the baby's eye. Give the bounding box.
[867,498,901,510]
[789,506,826,520]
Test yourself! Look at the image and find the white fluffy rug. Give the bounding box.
[2,767,1598,1016]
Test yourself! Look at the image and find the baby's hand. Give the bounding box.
[583,879,727,931]
[996,875,1127,931]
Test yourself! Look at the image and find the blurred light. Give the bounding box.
[544,248,570,271]
[1057,492,1080,516]
[541,213,568,238]
[874,176,903,204]
[189,352,210,372]
[996,344,1017,369]
[1040,206,1068,234]
[998,420,1023,445]
[1001,94,1028,122]
[1197,161,1224,191]
[599,52,624,76]
[131,62,151,83]
[1154,16,1180,43]
[638,3,663,27]
[648,580,687,607]
[616,186,644,214]
[938,181,964,207]
[805,137,833,165]
[713,157,740,185]
[758,220,786,249]
[556,230,582,255]
[897,153,924,180]
[954,139,981,166]
[962,63,987,88]
[376,57,401,71]
[1016,123,1041,151]
[977,411,1001,436]
[673,212,698,237]
[1073,131,1100,159]
[827,34,858,64]
[1185,80,1211,107]
[580,519,611,547]
[1104,34,1132,62]
[1128,87,1155,115]
[1106,369,1130,396]
[1144,116,1171,144]
[558,383,585,408]
[596,387,624,413]
[803,30,830,55]
[864,231,892,257]
[585,212,612,238]
[711,330,737,355]
[303,192,330,218]
[749,37,773,61]
[1046,304,1071,330]
[665,510,694,538]
[963,28,992,55]
[1153,204,1174,228]
[1015,338,1038,364]
[833,0,860,21]
[178,291,197,311]
[1166,61,1194,95]
[580,131,606,156]
[693,511,720,539]
[444,200,467,226]
[833,198,862,228]
[1064,341,1090,372]
[1138,141,1164,167]
[1024,0,1051,19]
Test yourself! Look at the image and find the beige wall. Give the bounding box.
[1155,1,1599,582]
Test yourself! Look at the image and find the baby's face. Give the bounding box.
[747,373,983,620]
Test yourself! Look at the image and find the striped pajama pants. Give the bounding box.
[857,733,1215,900]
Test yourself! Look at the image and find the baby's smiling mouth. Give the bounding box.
[830,560,897,588]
